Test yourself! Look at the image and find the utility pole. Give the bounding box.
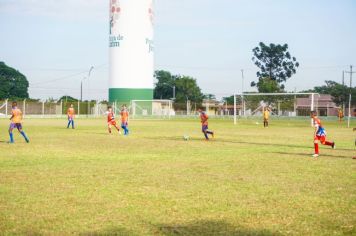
[241,69,244,116]
[344,65,355,128]
[342,71,345,114]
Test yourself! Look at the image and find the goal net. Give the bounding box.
[233,93,325,124]
[129,100,174,119]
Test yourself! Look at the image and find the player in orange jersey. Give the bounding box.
[263,107,270,128]
[120,105,129,135]
[106,106,121,134]
[311,111,335,157]
[198,109,214,140]
[337,108,344,123]
[67,104,75,129]
[8,101,29,143]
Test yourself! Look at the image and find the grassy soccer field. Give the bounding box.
[0,118,355,235]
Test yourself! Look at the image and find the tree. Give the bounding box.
[154,70,204,104]
[305,80,355,107]
[154,70,176,99]
[58,95,78,103]
[0,61,29,99]
[251,42,299,92]
[204,94,216,100]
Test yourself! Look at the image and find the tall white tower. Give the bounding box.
[109,0,154,103]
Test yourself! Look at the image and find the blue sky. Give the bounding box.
[0,0,355,100]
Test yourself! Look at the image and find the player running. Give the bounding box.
[8,101,29,143]
[263,107,270,128]
[311,110,335,157]
[106,106,121,134]
[120,105,129,135]
[67,104,75,129]
[198,109,214,140]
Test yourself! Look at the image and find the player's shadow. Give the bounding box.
[82,220,280,236]
[155,220,280,236]
[273,151,351,159]
[80,226,137,236]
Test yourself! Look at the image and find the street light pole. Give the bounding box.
[345,65,354,128]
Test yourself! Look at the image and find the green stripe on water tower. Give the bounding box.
[109,88,153,103]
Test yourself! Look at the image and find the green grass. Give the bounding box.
[0,118,355,235]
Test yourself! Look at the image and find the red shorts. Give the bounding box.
[314,135,326,144]
[108,120,117,126]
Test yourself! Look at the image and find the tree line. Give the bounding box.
[1,42,354,108]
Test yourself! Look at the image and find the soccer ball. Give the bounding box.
[183,135,190,141]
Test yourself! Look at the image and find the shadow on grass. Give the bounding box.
[146,135,311,149]
[80,226,137,236]
[273,151,352,159]
[155,220,280,236]
[81,220,280,236]
[147,136,354,152]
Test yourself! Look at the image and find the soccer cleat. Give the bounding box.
[211,132,214,138]
[25,138,29,143]
[331,142,335,149]
[312,154,319,158]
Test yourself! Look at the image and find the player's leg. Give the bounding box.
[313,136,319,157]
[266,119,269,127]
[121,122,128,135]
[108,123,112,133]
[67,117,72,128]
[206,126,214,138]
[202,125,209,140]
[321,136,335,149]
[17,124,29,143]
[71,119,75,129]
[8,123,15,143]
[264,119,266,127]
[113,122,121,134]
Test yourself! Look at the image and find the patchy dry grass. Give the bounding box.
[0,118,355,235]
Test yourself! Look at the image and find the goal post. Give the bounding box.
[130,99,174,119]
[233,92,320,125]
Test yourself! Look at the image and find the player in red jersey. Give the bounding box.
[198,109,214,140]
[106,106,121,134]
[311,111,335,157]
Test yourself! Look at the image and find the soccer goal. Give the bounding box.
[130,99,174,119]
[232,92,321,124]
[0,99,9,117]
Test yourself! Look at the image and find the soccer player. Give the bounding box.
[107,106,121,134]
[338,108,344,123]
[263,107,270,128]
[67,104,75,129]
[198,109,214,140]
[8,101,29,143]
[120,105,129,135]
[311,110,335,157]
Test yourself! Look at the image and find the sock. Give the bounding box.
[314,143,319,154]
[108,128,112,133]
[207,131,213,135]
[20,131,29,142]
[324,141,333,146]
[72,120,75,128]
[264,121,266,127]
[9,132,14,142]
[203,132,209,140]
[67,120,71,128]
